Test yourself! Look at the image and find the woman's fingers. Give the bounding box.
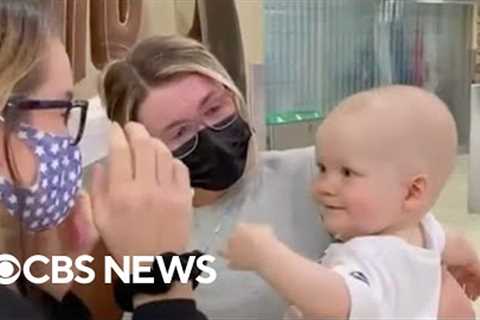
[110,122,178,188]
[74,190,94,227]
[91,122,195,260]
[172,159,190,191]
[60,191,99,253]
[108,122,133,184]
[124,122,156,184]
[74,191,99,250]
[154,139,174,185]
[90,163,107,227]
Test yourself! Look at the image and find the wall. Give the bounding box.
[74,0,263,99]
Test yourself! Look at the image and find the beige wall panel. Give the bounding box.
[74,0,263,99]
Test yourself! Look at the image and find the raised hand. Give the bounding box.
[90,122,193,264]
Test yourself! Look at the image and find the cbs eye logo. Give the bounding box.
[0,254,21,285]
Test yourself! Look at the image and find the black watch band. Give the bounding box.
[114,250,205,312]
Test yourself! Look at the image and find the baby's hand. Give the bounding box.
[222,223,276,271]
[449,261,480,301]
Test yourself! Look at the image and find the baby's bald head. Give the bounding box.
[318,85,457,206]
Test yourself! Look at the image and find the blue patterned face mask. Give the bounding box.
[0,124,82,231]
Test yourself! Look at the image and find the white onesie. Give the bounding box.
[286,213,445,319]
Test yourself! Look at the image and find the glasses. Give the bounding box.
[160,89,238,159]
[172,113,238,159]
[4,98,89,145]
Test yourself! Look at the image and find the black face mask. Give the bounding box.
[173,116,252,191]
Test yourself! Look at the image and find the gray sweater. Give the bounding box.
[191,147,332,320]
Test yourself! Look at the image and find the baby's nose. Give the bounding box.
[312,177,337,198]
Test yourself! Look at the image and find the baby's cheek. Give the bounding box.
[310,181,322,204]
[345,187,371,211]
[344,186,379,225]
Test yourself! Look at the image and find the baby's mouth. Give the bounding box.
[323,204,345,211]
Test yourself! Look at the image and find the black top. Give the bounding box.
[133,300,208,320]
[0,286,208,320]
[0,285,42,320]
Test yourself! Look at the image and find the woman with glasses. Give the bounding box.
[101,35,477,320]
[0,1,203,319]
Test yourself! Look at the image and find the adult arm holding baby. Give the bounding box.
[443,230,480,300]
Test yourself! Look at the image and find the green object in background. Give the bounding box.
[266,110,324,125]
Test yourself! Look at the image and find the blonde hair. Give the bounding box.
[100,35,248,124]
[0,0,54,107]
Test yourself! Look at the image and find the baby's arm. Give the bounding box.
[255,231,350,318]
[222,224,350,319]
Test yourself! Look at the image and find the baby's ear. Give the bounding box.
[403,175,428,213]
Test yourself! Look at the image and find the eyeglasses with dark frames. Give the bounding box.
[4,98,89,145]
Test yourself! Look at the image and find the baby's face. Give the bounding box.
[312,113,407,241]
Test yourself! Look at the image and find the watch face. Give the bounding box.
[113,251,206,311]
[113,261,172,312]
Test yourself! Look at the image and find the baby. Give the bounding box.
[223,85,478,319]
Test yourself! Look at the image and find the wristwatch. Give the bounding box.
[114,250,204,312]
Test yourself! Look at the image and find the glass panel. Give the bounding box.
[263,0,474,147]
